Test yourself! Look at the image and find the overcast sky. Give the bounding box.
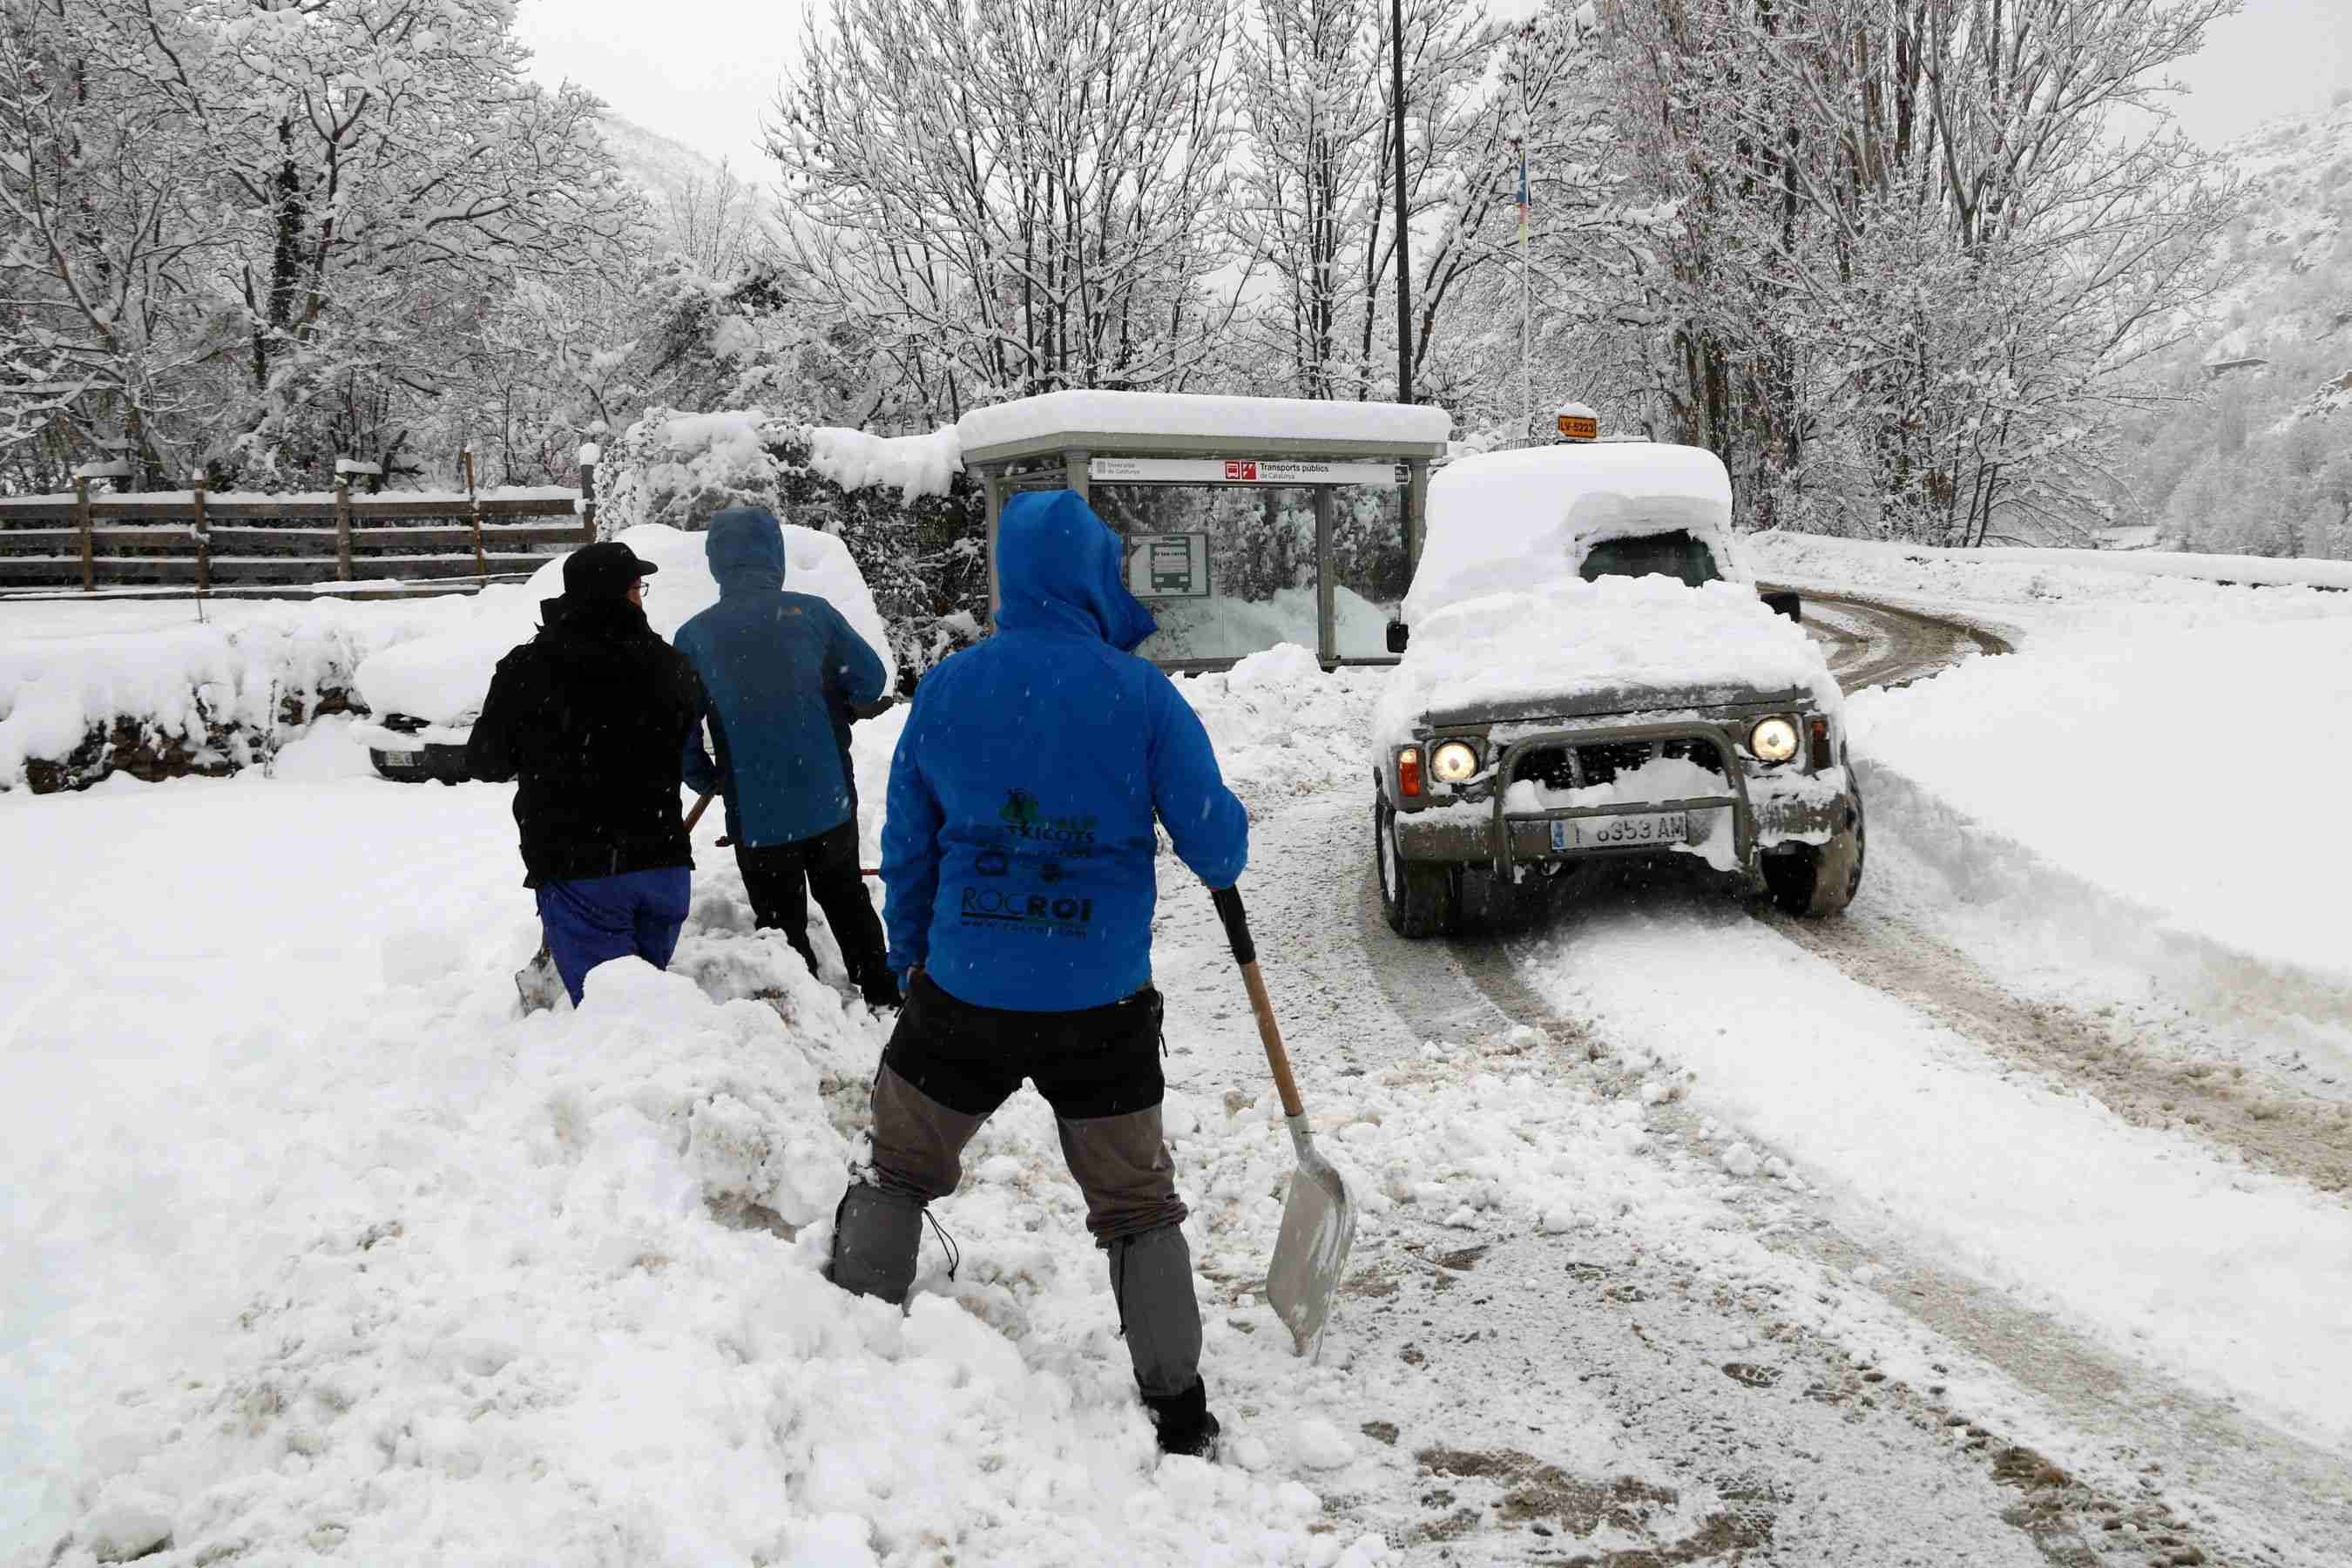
[516,0,2352,178]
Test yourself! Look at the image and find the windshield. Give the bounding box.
[1578,531,1721,588]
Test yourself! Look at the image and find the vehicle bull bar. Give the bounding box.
[1489,721,1755,884]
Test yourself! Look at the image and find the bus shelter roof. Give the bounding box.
[956,390,1452,467]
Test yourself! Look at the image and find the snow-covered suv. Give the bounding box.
[1371,442,1863,937]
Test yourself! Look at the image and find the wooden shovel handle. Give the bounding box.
[683,792,716,834]
[1212,885,1306,1120]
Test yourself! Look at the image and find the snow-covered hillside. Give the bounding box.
[597,112,737,213]
[2116,98,2352,557]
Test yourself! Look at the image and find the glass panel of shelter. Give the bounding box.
[1089,483,1321,665]
[1324,483,1410,659]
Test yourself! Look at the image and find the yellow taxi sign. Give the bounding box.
[1556,412,1599,442]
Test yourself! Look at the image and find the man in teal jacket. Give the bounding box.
[676,508,897,1008]
[830,490,1248,1460]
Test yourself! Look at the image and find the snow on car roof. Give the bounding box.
[1406,443,1740,621]
[352,523,891,726]
[1372,574,1841,753]
[956,390,1453,456]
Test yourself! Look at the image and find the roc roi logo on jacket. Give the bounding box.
[959,887,1095,936]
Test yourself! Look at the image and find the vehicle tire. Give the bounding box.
[1375,796,1459,938]
[1762,781,1867,918]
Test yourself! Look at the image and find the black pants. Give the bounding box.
[735,821,889,986]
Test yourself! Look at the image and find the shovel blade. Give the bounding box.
[1266,1133,1357,1359]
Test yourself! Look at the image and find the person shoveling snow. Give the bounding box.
[675,507,901,1010]
[465,541,709,1004]
[829,490,1249,1461]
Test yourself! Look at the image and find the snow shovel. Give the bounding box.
[1211,884,1357,1358]
[515,793,718,1012]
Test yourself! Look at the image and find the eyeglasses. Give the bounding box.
[628,579,650,598]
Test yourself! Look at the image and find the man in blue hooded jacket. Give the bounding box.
[675,508,897,1008]
[828,490,1247,1461]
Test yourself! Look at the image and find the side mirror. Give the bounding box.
[1760,589,1802,624]
[1385,619,1410,654]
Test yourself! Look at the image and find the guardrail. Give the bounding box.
[0,457,597,594]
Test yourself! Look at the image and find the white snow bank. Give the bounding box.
[956,389,1451,454]
[1848,539,2352,592]
[1748,531,2352,647]
[0,599,473,790]
[1847,616,2352,990]
[1375,575,1840,748]
[352,523,891,726]
[1407,443,1742,622]
[1524,909,2352,1451]
[0,767,1363,1565]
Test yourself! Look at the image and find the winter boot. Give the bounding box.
[1140,1379,1221,1461]
[828,1180,924,1306]
[1107,1225,1214,1456]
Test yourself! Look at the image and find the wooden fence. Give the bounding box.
[0,458,598,595]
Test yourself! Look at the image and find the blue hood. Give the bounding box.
[706,508,787,598]
[995,490,1157,652]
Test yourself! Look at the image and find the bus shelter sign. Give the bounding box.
[1125,532,1211,598]
[1091,456,1403,487]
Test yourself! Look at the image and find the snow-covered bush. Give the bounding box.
[599,409,986,678]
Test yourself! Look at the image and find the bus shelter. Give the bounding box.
[955,391,1453,672]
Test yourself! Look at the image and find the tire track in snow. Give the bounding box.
[1159,790,2099,1565]
[1436,591,2346,1564]
[1761,900,2352,1200]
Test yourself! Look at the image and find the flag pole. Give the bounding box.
[1518,19,1533,444]
[1392,0,1413,405]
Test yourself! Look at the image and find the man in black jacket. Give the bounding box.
[467,541,708,1006]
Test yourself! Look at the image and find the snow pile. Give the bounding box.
[1748,531,2352,645]
[1846,616,2352,990]
[1,759,1370,1566]
[1166,645,1390,804]
[1406,443,1742,622]
[801,426,963,501]
[600,409,963,536]
[352,524,891,727]
[0,600,470,792]
[956,390,1450,454]
[1749,531,2352,597]
[1375,575,1841,749]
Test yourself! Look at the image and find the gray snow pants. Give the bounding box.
[828,974,1204,1398]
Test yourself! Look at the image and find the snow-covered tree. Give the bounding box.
[767,0,1249,424]
[1,0,649,487]
[1578,0,2240,544]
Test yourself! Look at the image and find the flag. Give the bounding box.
[1516,152,1531,243]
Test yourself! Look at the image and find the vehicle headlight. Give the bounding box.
[1748,716,1801,765]
[1430,740,1480,784]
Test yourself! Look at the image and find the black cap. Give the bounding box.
[563,540,659,600]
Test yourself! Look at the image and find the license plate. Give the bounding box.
[380,749,422,766]
[1551,811,1689,851]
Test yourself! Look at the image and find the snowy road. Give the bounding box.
[1142,598,2349,1564]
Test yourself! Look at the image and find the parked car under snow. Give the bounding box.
[349,523,893,783]
[1371,442,1863,936]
